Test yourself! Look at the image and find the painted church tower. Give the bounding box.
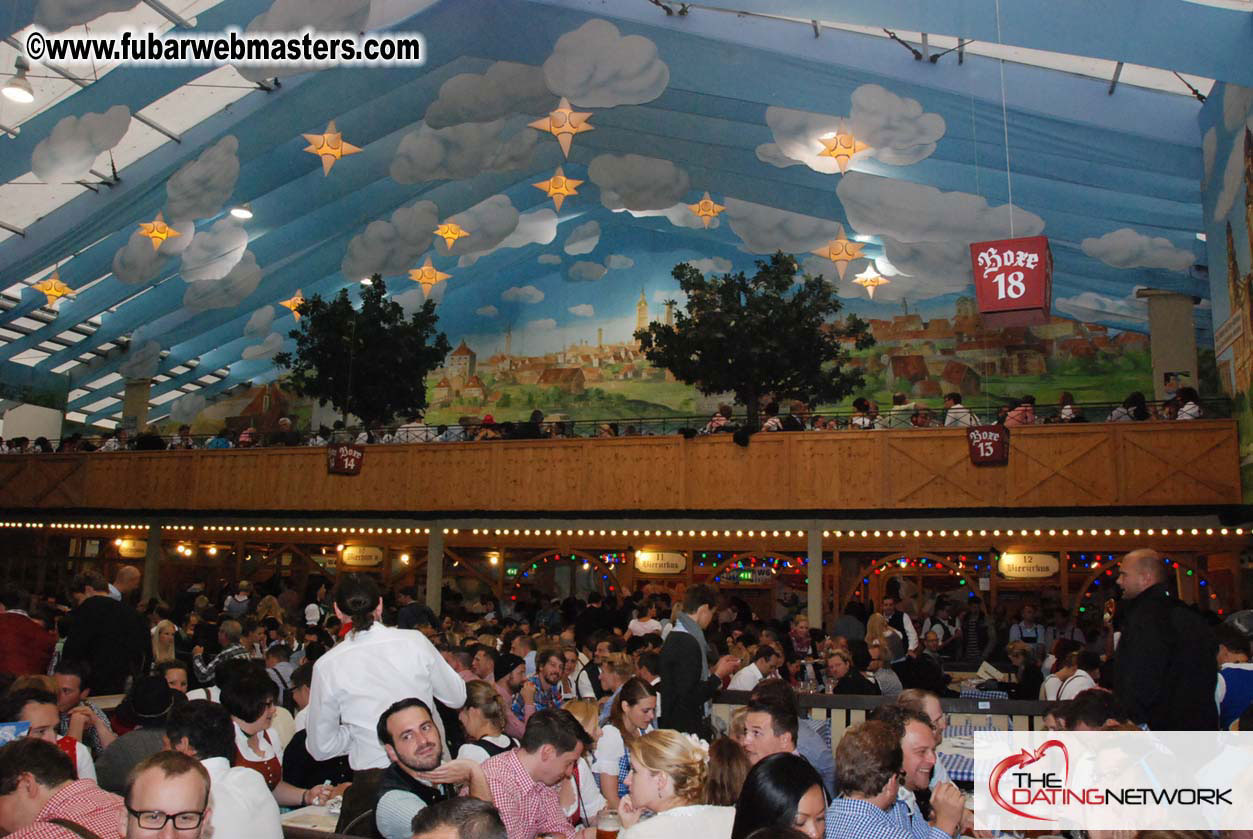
[635,289,649,341]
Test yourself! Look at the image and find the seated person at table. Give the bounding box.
[749,680,833,797]
[0,738,122,839]
[741,695,798,768]
[411,797,507,839]
[728,645,781,692]
[824,648,879,696]
[998,642,1044,700]
[95,674,186,794]
[456,680,517,764]
[865,641,903,697]
[1058,688,1137,731]
[0,687,97,782]
[894,690,952,788]
[730,752,827,839]
[481,709,594,839]
[376,697,491,839]
[164,698,283,839]
[594,677,657,809]
[866,705,964,839]
[825,720,916,839]
[618,729,736,839]
[223,661,332,809]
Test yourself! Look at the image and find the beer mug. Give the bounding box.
[597,809,621,839]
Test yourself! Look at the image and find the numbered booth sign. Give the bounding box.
[968,425,1008,466]
[327,443,365,475]
[970,235,1052,327]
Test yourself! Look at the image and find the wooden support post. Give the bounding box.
[143,523,163,602]
[807,528,823,630]
[426,526,444,613]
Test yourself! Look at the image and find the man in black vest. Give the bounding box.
[374,698,491,839]
[657,584,742,737]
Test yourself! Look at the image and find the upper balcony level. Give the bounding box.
[0,420,1241,518]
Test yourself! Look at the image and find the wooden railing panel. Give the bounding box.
[0,421,1239,514]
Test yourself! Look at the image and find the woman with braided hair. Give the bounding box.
[618,729,735,839]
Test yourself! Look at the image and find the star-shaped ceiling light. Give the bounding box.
[528,97,593,158]
[279,290,305,319]
[687,191,725,228]
[302,120,361,176]
[434,222,470,250]
[810,226,865,280]
[817,121,870,174]
[137,212,181,251]
[409,256,451,296]
[533,166,583,211]
[33,271,76,309]
[853,267,889,299]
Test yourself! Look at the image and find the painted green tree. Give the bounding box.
[275,275,450,427]
[636,251,875,428]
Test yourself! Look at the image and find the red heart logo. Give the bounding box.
[988,740,1069,822]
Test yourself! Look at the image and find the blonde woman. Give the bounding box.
[456,680,515,764]
[865,612,904,662]
[597,653,636,722]
[152,619,177,664]
[255,595,283,624]
[620,729,736,839]
[562,699,608,828]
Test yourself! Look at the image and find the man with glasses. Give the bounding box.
[0,738,121,839]
[121,751,212,838]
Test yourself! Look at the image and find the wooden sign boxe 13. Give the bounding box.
[968,425,1008,465]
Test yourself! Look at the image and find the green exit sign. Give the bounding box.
[506,567,519,577]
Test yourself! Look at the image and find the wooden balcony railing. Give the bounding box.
[0,421,1240,516]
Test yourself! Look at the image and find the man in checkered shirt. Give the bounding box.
[825,719,952,839]
[480,709,594,839]
[0,737,123,839]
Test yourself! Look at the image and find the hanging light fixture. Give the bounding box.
[3,56,34,104]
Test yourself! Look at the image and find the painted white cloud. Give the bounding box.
[391,121,538,184]
[1202,127,1217,185]
[543,19,669,108]
[1054,290,1148,327]
[476,305,499,317]
[589,153,690,211]
[236,0,372,82]
[760,86,944,173]
[538,253,563,265]
[425,62,556,128]
[849,84,946,166]
[873,239,976,301]
[529,318,557,331]
[502,285,544,304]
[119,339,163,379]
[458,207,558,266]
[1081,228,1193,272]
[180,219,248,282]
[445,194,520,259]
[569,304,595,317]
[244,306,275,339]
[617,202,718,230]
[34,0,140,31]
[755,143,804,169]
[686,257,732,275]
[169,391,207,425]
[605,254,634,269]
[242,332,284,360]
[111,220,194,286]
[836,173,1044,245]
[31,105,130,183]
[165,136,240,223]
[1214,136,1247,221]
[723,198,840,254]
[568,261,607,282]
[182,250,262,312]
[1223,84,1253,133]
[341,200,440,280]
[564,220,601,255]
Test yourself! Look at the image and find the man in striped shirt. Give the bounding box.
[0,738,122,839]
[481,710,593,839]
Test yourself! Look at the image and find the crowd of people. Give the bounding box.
[0,386,1212,455]
[0,547,1248,839]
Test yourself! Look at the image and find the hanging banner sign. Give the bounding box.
[327,443,365,475]
[341,545,384,567]
[968,425,1009,465]
[998,553,1060,578]
[634,551,687,575]
[970,235,1052,327]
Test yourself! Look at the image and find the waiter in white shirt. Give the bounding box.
[728,644,781,691]
[306,575,467,833]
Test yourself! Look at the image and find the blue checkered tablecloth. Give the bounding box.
[936,722,1009,784]
[959,687,1009,700]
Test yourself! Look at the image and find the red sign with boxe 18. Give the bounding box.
[969,235,1052,327]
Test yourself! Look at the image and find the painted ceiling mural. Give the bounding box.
[0,0,1230,429]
